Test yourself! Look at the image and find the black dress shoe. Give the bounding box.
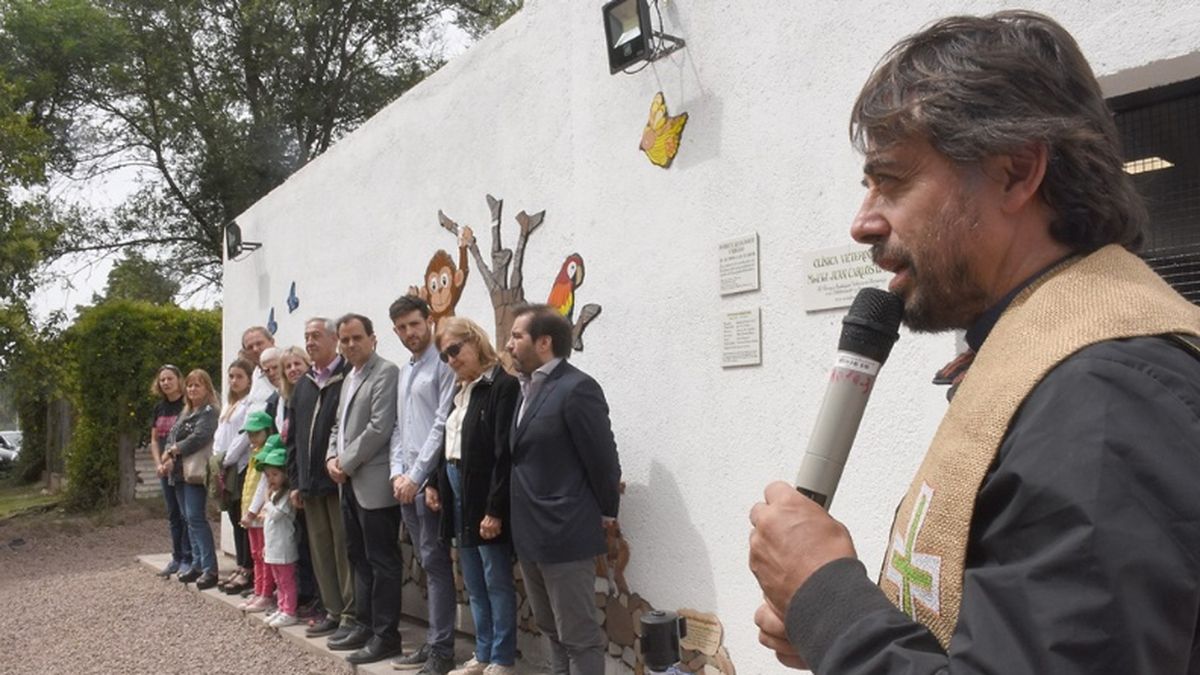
[195,572,219,590]
[305,616,340,638]
[327,625,371,651]
[177,568,201,583]
[345,636,404,665]
[326,622,357,643]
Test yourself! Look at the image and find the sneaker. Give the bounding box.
[269,613,299,628]
[237,595,258,611]
[449,658,488,675]
[482,665,517,675]
[416,653,454,675]
[157,560,180,577]
[392,643,431,670]
[245,596,275,613]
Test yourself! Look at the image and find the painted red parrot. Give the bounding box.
[547,253,585,322]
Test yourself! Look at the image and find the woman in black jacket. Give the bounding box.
[164,368,221,589]
[426,317,520,674]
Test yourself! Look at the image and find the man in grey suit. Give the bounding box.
[325,313,404,665]
[505,304,622,675]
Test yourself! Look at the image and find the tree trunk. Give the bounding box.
[117,432,137,504]
[44,398,73,491]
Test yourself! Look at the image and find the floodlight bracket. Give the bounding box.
[649,31,686,61]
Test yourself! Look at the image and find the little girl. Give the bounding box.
[237,412,275,613]
[254,435,300,628]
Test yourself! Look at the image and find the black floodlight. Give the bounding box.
[225,221,262,260]
[603,0,685,75]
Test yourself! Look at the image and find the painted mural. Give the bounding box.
[547,253,602,351]
[286,281,300,313]
[438,195,606,351]
[409,230,471,326]
[640,91,688,169]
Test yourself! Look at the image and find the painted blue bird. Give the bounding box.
[286,281,300,313]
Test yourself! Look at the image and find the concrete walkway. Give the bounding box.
[137,553,545,674]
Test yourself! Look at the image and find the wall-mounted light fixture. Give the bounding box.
[603,0,685,75]
[225,221,262,260]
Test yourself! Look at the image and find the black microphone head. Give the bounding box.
[839,288,904,364]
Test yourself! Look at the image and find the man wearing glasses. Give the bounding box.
[389,295,458,675]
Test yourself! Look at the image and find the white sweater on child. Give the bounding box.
[262,493,298,564]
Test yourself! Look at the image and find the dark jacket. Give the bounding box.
[433,364,519,547]
[509,359,621,564]
[787,336,1200,675]
[287,357,349,497]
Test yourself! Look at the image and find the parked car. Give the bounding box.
[0,430,21,464]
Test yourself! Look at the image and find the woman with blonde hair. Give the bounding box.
[274,346,311,442]
[426,317,520,675]
[260,345,318,615]
[165,368,221,589]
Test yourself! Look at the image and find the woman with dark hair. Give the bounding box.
[425,317,520,675]
[214,358,256,594]
[149,364,190,578]
[165,369,220,589]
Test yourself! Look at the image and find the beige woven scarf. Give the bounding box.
[877,244,1200,647]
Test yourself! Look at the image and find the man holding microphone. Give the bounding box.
[751,11,1200,674]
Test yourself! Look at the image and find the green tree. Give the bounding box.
[64,300,221,507]
[1,0,524,293]
[0,0,124,314]
[449,0,522,40]
[93,251,180,304]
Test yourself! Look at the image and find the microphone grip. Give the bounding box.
[794,351,880,510]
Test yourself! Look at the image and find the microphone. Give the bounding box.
[795,287,903,510]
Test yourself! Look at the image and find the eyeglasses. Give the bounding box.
[439,341,466,363]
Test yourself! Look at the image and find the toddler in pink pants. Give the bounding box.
[253,436,299,629]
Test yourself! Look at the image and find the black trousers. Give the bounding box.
[295,509,319,604]
[227,502,252,569]
[341,483,404,640]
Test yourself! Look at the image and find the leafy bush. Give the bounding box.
[0,306,66,484]
[64,300,221,509]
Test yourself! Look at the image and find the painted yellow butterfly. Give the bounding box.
[640,91,688,168]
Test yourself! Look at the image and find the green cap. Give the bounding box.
[242,410,274,433]
[254,434,287,469]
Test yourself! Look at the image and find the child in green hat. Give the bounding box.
[236,411,275,611]
[255,435,300,628]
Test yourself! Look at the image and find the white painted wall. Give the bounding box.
[222,1,1200,672]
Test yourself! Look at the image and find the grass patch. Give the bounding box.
[0,482,61,520]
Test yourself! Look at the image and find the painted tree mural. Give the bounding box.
[437,194,601,349]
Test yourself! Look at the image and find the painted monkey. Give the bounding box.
[410,227,471,324]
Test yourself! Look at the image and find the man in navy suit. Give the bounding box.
[505,304,621,675]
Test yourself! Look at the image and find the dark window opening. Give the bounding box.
[1111,76,1200,304]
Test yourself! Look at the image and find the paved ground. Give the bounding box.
[0,503,547,675]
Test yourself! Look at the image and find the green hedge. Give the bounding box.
[0,305,64,484]
[64,300,221,509]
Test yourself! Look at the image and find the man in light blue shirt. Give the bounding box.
[388,295,457,675]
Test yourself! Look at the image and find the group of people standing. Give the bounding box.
[148,299,622,675]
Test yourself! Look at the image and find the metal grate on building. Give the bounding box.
[1111,77,1200,305]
